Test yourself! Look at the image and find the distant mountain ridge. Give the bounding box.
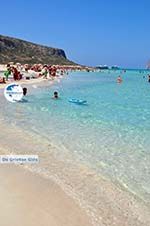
[0,35,75,65]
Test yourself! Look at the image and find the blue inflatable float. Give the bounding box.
[69,98,87,105]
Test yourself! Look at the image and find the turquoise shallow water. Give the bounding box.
[1,69,150,203]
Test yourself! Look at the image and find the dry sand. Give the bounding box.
[0,77,50,89]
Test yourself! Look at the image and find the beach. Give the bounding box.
[0,69,150,226]
[0,165,92,226]
[0,0,150,224]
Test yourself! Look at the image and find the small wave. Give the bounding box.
[41,107,48,112]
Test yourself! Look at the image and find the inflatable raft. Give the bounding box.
[69,98,87,105]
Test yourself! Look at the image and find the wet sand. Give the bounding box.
[0,165,92,226]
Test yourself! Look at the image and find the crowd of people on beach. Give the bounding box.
[0,63,86,84]
[0,64,63,83]
[1,63,150,86]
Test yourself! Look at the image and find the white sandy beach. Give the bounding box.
[0,76,52,89]
[0,165,92,226]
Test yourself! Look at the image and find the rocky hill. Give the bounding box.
[0,35,75,65]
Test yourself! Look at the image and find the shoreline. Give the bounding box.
[0,119,150,226]
[0,76,54,89]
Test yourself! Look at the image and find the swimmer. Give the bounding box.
[23,87,27,96]
[52,91,59,99]
[117,76,123,83]
[148,75,150,83]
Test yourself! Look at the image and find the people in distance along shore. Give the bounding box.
[117,75,123,83]
[0,77,6,83]
[50,66,57,78]
[60,70,64,76]
[11,66,22,80]
[41,65,49,79]
[4,64,11,81]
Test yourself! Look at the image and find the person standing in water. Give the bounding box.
[117,75,123,83]
[23,87,27,96]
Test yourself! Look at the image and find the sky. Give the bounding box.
[0,0,150,68]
